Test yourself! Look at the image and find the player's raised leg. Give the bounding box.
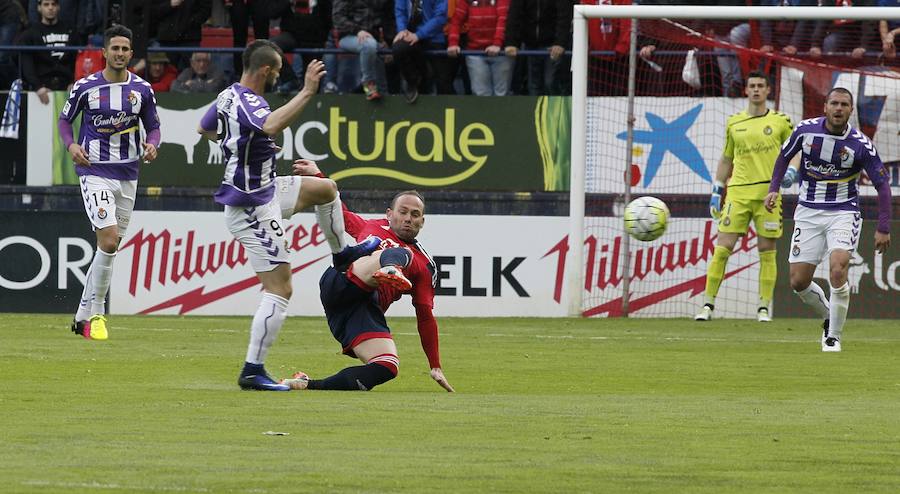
[276,172,380,269]
[354,248,413,291]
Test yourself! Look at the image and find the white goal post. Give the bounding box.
[567,5,898,317]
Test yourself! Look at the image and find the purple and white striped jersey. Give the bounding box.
[59,71,160,180]
[201,83,277,207]
[776,117,889,212]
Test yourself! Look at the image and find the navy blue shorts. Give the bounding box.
[319,266,391,357]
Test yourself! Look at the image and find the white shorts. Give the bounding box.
[224,176,303,273]
[789,205,861,265]
[79,175,137,235]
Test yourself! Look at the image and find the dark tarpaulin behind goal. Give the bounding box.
[0,212,96,313]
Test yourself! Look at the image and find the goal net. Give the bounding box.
[568,5,899,317]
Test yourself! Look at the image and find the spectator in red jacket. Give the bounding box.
[146,51,178,92]
[447,0,512,96]
[582,0,630,96]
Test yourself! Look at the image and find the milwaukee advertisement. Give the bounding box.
[7,211,895,317]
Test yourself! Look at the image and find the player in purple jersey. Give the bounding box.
[58,25,161,340]
[197,40,379,391]
[766,88,892,352]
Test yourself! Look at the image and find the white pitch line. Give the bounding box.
[484,333,900,344]
[21,480,220,493]
[111,327,240,333]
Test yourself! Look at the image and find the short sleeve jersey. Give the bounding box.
[202,83,278,207]
[722,109,793,200]
[59,71,160,180]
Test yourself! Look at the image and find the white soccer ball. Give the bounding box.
[623,196,670,242]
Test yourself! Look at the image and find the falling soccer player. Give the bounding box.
[282,161,454,393]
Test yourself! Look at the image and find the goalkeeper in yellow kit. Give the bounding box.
[695,71,797,322]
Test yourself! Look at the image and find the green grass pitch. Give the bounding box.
[2,314,899,493]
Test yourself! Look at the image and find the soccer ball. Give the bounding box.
[624,196,670,242]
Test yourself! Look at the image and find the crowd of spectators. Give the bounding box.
[1,0,897,101]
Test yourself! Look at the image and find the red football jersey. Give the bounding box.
[342,206,442,368]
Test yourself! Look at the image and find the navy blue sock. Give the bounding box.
[241,362,265,377]
[379,247,411,268]
[307,363,395,391]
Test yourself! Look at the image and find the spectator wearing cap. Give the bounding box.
[171,51,227,93]
[147,51,178,92]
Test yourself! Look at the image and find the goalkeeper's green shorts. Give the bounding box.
[718,195,783,239]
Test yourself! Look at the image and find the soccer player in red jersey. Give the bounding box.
[283,161,454,392]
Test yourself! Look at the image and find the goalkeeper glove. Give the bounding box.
[709,181,725,219]
[780,166,798,188]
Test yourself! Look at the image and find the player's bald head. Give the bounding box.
[390,190,425,212]
[243,40,283,73]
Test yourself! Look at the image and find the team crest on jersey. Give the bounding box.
[722,217,731,226]
[792,245,800,257]
[763,125,772,135]
[128,90,139,106]
[97,208,108,219]
[839,147,855,167]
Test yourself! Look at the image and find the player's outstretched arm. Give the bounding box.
[262,60,326,137]
[430,368,455,393]
[414,304,453,392]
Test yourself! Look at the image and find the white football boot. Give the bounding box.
[694,304,713,321]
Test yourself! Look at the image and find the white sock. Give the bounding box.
[314,193,347,254]
[245,292,289,364]
[89,248,116,316]
[794,282,830,319]
[828,283,850,341]
[75,262,95,321]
